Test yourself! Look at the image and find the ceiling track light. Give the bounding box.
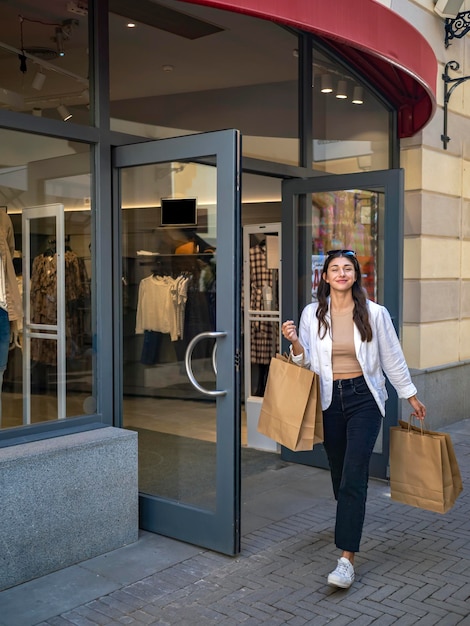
[57,104,72,121]
[352,86,364,105]
[55,27,65,57]
[336,80,348,99]
[320,74,333,93]
[32,70,46,90]
[1,42,88,85]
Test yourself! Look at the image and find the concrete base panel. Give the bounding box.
[0,427,138,591]
[407,361,470,431]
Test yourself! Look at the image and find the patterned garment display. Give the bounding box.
[30,250,90,365]
[249,243,276,364]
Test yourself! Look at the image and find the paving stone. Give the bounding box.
[8,418,470,626]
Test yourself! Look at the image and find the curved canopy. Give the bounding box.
[190,0,437,137]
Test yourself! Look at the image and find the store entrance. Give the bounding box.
[280,170,405,479]
[114,130,242,555]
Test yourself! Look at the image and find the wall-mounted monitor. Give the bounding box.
[160,198,197,227]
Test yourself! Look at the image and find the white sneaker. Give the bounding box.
[327,557,355,588]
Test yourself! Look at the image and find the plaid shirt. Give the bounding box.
[249,244,277,363]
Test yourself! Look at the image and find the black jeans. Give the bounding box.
[322,375,382,553]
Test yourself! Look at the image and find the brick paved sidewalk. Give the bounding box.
[2,420,469,626]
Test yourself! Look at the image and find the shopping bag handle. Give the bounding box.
[406,414,425,435]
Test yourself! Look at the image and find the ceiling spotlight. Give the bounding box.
[320,75,333,93]
[127,22,136,28]
[55,27,65,57]
[32,70,46,91]
[352,86,364,105]
[336,80,348,99]
[57,104,72,121]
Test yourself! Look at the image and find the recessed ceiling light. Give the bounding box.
[162,65,174,72]
[127,22,136,28]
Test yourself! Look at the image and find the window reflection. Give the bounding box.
[109,0,299,165]
[0,1,90,124]
[311,190,382,302]
[312,47,390,174]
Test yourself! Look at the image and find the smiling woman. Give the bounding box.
[282,248,426,589]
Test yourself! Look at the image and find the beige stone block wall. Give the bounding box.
[463,199,470,237]
[404,238,460,279]
[402,144,469,369]
[462,241,470,278]
[460,319,470,360]
[463,160,470,199]
[404,191,460,237]
[461,281,470,317]
[422,150,462,195]
[403,279,459,323]
[403,321,460,368]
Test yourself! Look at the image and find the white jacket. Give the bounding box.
[291,300,417,416]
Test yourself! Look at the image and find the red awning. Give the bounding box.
[187,0,437,138]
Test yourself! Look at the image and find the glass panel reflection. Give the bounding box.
[0,2,90,124]
[122,160,218,509]
[312,47,390,174]
[311,189,384,303]
[109,1,299,165]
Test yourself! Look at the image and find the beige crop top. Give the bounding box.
[331,308,362,376]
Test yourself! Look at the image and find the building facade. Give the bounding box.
[0,0,468,588]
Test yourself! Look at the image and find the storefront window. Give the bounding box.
[109,0,299,165]
[0,129,93,429]
[0,1,90,125]
[312,47,390,174]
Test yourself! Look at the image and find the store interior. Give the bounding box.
[0,0,384,505]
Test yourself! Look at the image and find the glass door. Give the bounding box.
[281,170,404,479]
[113,130,241,555]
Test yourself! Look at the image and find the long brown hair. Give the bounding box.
[315,251,373,342]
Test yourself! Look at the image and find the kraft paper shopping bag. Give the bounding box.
[390,417,463,513]
[257,354,323,451]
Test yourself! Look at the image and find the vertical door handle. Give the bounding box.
[185,331,227,396]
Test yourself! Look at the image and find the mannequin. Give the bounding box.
[0,211,22,421]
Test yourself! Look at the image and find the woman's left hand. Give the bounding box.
[408,395,426,420]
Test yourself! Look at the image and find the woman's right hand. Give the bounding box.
[282,320,299,343]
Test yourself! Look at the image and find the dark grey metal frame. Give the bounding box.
[113,129,242,555]
[280,169,404,479]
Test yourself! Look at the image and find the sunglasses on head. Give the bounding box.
[327,249,356,257]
